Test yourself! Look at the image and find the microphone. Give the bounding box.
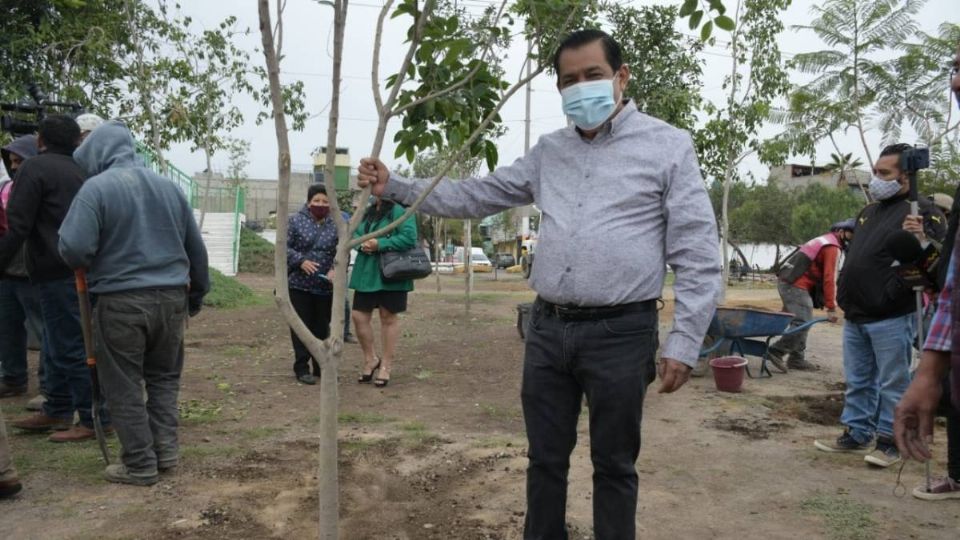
[886,229,924,264]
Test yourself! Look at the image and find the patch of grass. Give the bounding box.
[801,493,877,540]
[473,435,520,449]
[440,292,503,304]
[11,436,116,483]
[240,426,284,441]
[238,227,276,274]
[399,421,427,434]
[398,421,444,448]
[479,403,521,421]
[413,369,433,380]
[340,438,385,454]
[179,398,223,424]
[338,411,390,424]
[221,345,249,358]
[203,268,267,309]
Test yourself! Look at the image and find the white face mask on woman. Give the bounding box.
[868,174,902,201]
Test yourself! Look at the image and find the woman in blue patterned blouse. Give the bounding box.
[285,184,338,384]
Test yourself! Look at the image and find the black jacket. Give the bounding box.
[0,148,85,282]
[838,193,947,323]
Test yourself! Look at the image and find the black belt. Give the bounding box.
[537,297,656,322]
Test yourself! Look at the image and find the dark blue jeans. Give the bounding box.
[0,278,46,388]
[522,298,658,540]
[36,277,109,428]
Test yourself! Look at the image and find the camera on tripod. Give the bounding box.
[0,83,83,136]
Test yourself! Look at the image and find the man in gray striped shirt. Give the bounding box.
[359,29,720,540]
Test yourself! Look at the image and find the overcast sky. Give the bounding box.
[161,0,957,183]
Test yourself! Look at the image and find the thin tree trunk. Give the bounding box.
[128,1,167,175]
[719,0,743,303]
[198,145,213,230]
[316,0,349,537]
[464,218,473,313]
[434,217,442,293]
[258,2,340,539]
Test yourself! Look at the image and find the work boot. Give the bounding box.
[48,424,113,443]
[0,382,27,398]
[104,464,158,486]
[0,477,23,499]
[787,357,820,371]
[296,373,317,385]
[25,394,46,412]
[12,413,71,432]
[764,349,788,373]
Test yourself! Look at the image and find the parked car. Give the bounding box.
[494,253,516,268]
[471,252,493,272]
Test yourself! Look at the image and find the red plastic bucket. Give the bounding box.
[709,356,749,392]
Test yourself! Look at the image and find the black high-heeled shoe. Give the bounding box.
[358,357,381,383]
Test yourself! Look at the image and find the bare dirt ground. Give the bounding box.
[3,272,959,539]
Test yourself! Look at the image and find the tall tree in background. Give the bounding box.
[791,0,925,170]
[607,4,704,132]
[0,0,131,109]
[695,0,792,297]
[165,13,256,228]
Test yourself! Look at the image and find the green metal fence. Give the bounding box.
[134,142,246,274]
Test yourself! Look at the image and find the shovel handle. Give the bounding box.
[74,269,97,368]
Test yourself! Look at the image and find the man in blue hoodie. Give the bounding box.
[60,121,209,486]
[0,135,46,399]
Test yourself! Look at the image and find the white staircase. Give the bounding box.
[195,210,241,276]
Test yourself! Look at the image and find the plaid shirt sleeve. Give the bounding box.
[924,262,954,352]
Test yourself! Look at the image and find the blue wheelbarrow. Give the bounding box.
[698,307,829,378]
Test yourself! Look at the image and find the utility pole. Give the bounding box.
[524,38,532,154]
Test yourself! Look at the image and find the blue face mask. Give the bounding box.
[561,76,619,131]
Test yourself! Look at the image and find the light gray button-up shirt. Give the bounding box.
[384,101,721,366]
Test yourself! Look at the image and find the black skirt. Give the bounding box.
[352,290,408,314]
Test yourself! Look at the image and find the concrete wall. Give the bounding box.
[193,171,359,223]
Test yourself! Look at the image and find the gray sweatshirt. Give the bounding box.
[383,101,721,366]
[59,121,209,305]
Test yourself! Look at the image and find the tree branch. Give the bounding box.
[371,0,395,114]
[390,0,510,118]
[381,0,434,116]
[351,63,548,246]
[258,0,326,362]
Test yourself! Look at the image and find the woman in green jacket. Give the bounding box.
[351,199,417,388]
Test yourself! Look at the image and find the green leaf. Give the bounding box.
[679,0,698,18]
[484,140,499,171]
[688,10,703,31]
[714,15,735,32]
[700,20,713,41]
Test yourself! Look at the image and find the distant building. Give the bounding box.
[312,147,355,192]
[768,163,869,195]
[195,151,359,224]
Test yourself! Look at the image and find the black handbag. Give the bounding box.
[379,248,432,281]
